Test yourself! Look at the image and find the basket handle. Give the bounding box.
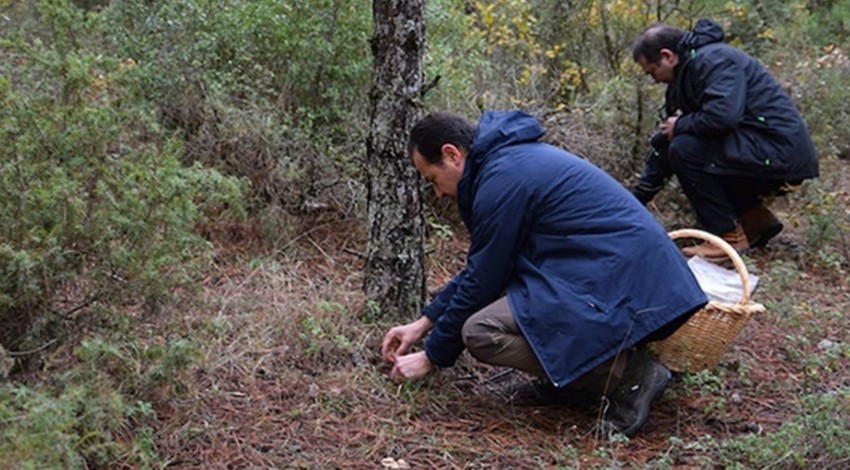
[668,228,753,305]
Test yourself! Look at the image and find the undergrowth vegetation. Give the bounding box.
[1,0,849,467]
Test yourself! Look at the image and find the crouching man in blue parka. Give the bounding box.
[381,110,708,437]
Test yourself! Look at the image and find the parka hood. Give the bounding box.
[469,110,545,162]
[678,18,725,53]
[457,110,546,227]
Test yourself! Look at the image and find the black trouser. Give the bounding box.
[665,134,790,234]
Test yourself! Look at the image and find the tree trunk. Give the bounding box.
[363,0,427,320]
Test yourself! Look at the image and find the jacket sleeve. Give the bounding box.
[421,275,460,322]
[632,135,672,205]
[423,168,532,368]
[674,52,746,137]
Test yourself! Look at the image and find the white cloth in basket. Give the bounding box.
[687,256,759,303]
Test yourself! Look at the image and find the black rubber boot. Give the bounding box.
[600,353,672,437]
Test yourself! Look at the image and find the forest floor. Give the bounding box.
[145,162,850,469]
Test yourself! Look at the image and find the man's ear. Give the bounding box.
[660,48,678,64]
[441,144,463,165]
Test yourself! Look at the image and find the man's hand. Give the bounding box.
[381,316,433,364]
[390,351,434,381]
[659,115,678,139]
[659,110,682,140]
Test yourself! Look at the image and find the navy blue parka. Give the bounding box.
[635,19,818,202]
[421,110,707,388]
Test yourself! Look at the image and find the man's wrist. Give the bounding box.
[423,348,440,370]
[415,315,434,335]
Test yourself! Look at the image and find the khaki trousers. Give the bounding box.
[461,296,627,394]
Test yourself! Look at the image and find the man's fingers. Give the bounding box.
[390,363,403,381]
[381,332,399,362]
[394,340,410,358]
[382,344,397,363]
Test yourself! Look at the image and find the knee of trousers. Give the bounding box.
[667,134,709,172]
[461,317,492,357]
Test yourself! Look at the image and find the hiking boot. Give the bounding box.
[600,354,671,437]
[740,204,783,248]
[507,379,600,407]
[681,223,748,260]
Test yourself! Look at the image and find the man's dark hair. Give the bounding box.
[631,23,685,63]
[408,112,476,165]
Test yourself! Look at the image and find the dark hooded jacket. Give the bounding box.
[422,110,707,387]
[634,19,819,202]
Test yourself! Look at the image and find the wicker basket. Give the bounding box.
[652,229,766,373]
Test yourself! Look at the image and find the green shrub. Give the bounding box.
[0,334,197,468]
[0,1,245,353]
[96,0,372,220]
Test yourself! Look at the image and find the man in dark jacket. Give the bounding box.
[631,19,818,258]
[381,110,708,437]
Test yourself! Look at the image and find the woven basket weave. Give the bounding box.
[652,229,766,373]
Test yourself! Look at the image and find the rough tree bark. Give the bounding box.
[363,0,427,319]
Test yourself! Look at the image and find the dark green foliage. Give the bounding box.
[97,0,373,217]
[0,334,197,468]
[0,0,245,352]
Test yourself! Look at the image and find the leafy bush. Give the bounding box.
[423,0,487,116]
[97,0,372,220]
[0,0,245,355]
[0,334,198,468]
